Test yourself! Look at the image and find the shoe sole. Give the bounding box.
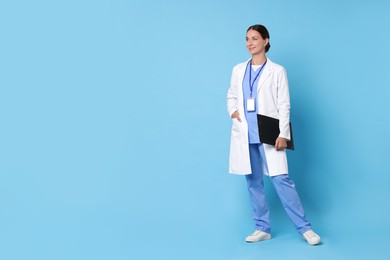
[303,237,321,245]
[245,235,271,243]
[307,240,321,245]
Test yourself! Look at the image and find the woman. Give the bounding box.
[226,24,321,245]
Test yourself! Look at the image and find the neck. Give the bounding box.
[251,54,267,65]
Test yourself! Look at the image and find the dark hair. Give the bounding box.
[247,24,271,53]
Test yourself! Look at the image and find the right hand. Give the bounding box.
[231,111,242,122]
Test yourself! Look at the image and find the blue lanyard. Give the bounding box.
[249,59,267,97]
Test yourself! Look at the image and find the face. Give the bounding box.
[246,29,268,55]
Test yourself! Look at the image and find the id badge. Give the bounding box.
[247,97,256,112]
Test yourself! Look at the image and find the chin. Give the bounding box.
[248,49,259,55]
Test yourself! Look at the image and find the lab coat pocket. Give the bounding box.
[231,119,241,136]
[262,78,275,90]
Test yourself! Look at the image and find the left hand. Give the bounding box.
[275,137,287,151]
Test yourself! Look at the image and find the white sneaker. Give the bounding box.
[302,230,321,245]
[245,230,271,243]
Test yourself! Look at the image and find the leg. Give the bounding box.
[245,144,271,234]
[270,174,312,234]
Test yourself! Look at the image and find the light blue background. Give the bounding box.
[1,0,389,259]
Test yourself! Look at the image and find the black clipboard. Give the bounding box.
[257,114,295,150]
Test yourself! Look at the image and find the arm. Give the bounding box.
[227,67,240,120]
[275,67,291,150]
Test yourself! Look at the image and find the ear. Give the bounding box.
[264,38,269,46]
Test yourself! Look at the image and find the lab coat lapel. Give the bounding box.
[257,59,273,93]
[238,59,250,92]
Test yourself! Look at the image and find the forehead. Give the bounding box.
[246,29,261,38]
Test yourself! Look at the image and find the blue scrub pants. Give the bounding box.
[246,143,312,235]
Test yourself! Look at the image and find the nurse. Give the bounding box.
[226,24,321,245]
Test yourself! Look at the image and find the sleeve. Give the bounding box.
[276,67,291,140]
[226,67,238,117]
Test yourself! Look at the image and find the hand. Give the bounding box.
[275,137,287,150]
[231,111,242,122]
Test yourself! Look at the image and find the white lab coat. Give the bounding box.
[227,58,291,176]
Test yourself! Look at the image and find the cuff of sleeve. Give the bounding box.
[278,133,291,141]
[228,107,238,118]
